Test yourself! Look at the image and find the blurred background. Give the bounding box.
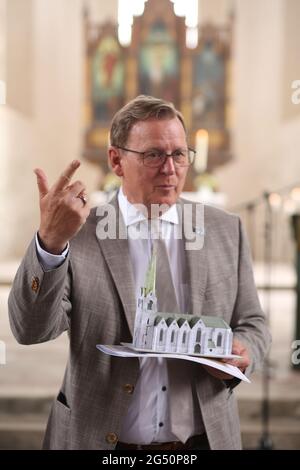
[0,0,300,450]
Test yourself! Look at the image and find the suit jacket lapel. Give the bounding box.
[96,194,136,337]
[178,198,207,315]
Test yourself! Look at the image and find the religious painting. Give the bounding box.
[138,20,179,103]
[83,20,126,164]
[91,35,124,122]
[82,1,233,184]
[192,39,225,128]
[187,24,232,175]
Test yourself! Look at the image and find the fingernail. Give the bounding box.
[72,160,80,167]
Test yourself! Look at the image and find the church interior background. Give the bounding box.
[0,0,300,449]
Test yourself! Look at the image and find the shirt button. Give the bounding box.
[159,422,164,427]
[162,386,167,392]
[123,383,134,395]
[105,432,118,444]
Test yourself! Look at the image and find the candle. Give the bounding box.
[194,129,209,173]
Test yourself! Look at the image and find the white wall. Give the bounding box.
[0,0,98,260]
[216,0,300,207]
[85,0,117,23]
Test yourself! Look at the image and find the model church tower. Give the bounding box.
[133,247,233,357]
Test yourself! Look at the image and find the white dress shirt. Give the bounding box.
[35,188,202,444]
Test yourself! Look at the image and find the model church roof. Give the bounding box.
[153,313,230,330]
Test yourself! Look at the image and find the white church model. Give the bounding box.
[133,249,233,357]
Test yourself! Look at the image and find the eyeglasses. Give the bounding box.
[115,146,196,168]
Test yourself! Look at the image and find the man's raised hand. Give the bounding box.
[34,160,90,254]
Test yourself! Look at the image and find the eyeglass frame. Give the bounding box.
[114,145,196,167]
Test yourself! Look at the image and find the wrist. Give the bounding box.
[37,231,68,255]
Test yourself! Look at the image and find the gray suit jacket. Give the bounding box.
[8,196,271,450]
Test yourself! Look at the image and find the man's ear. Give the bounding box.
[108,147,124,177]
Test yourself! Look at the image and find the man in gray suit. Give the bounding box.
[8,95,271,450]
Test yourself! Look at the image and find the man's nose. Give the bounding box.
[160,156,175,174]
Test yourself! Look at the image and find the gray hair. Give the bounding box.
[109,95,186,147]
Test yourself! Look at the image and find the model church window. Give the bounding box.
[196,329,201,343]
[159,329,164,343]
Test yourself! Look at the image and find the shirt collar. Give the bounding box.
[118,186,179,227]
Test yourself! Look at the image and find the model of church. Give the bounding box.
[133,249,233,356]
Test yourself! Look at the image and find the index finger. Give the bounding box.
[53,160,81,192]
[34,168,50,199]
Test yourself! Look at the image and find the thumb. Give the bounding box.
[34,168,49,198]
